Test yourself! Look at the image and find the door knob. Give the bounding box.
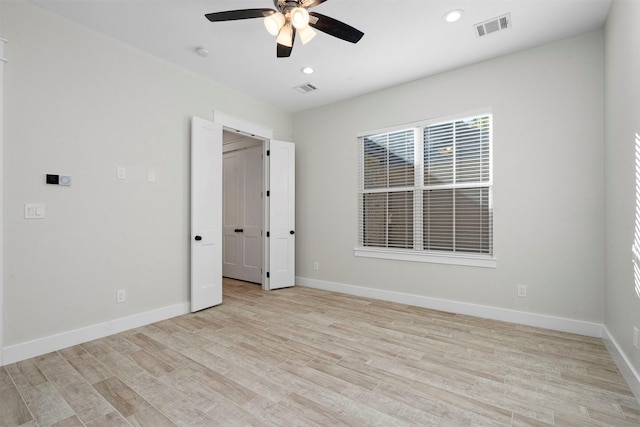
[195,235,202,241]
[290,230,295,235]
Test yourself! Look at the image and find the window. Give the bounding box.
[357,112,494,267]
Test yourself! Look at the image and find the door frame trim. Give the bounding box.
[213,112,273,140]
[213,111,273,290]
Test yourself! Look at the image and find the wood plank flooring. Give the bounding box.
[2,278,639,426]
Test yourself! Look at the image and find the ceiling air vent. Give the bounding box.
[475,13,511,38]
[294,83,318,94]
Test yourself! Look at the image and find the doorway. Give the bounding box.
[191,113,295,312]
[222,131,264,284]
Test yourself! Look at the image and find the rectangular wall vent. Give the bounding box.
[294,83,318,94]
[475,13,511,38]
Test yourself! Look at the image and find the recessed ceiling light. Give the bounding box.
[301,66,314,75]
[444,9,464,23]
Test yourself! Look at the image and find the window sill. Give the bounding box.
[354,247,497,268]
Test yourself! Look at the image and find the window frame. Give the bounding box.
[355,110,496,268]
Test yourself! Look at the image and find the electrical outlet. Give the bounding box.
[517,285,527,298]
[313,261,319,271]
[116,289,126,303]
[634,327,639,349]
[117,166,127,180]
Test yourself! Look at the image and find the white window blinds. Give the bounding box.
[358,114,493,257]
[361,130,415,249]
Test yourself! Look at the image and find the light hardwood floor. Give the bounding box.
[1,278,639,426]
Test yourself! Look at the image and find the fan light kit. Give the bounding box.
[205,0,364,58]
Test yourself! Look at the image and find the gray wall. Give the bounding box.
[293,30,605,323]
[2,0,292,346]
[604,0,640,376]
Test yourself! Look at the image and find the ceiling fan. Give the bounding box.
[205,0,364,58]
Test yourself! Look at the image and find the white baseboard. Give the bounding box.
[602,326,640,402]
[296,277,603,337]
[2,302,190,365]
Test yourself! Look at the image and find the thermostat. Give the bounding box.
[46,174,71,186]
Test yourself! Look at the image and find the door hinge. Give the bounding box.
[267,231,270,237]
[267,272,270,278]
[267,190,270,197]
[267,150,270,156]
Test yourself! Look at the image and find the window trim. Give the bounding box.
[354,246,497,268]
[356,109,495,268]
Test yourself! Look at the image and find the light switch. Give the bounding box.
[24,203,45,219]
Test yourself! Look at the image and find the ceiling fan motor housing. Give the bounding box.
[275,1,304,13]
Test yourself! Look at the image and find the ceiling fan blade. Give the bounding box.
[277,43,292,58]
[309,12,364,43]
[277,27,296,58]
[205,8,275,22]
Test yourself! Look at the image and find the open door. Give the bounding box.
[192,112,295,298]
[268,140,296,290]
[191,117,223,311]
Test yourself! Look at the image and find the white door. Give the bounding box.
[268,140,296,290]
[191,117,223,311]
[223,146,263,283]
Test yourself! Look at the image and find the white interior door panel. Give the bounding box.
[268,140,295,290]
[191,116,222,311]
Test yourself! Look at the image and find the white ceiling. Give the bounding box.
[28,0,612,113]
